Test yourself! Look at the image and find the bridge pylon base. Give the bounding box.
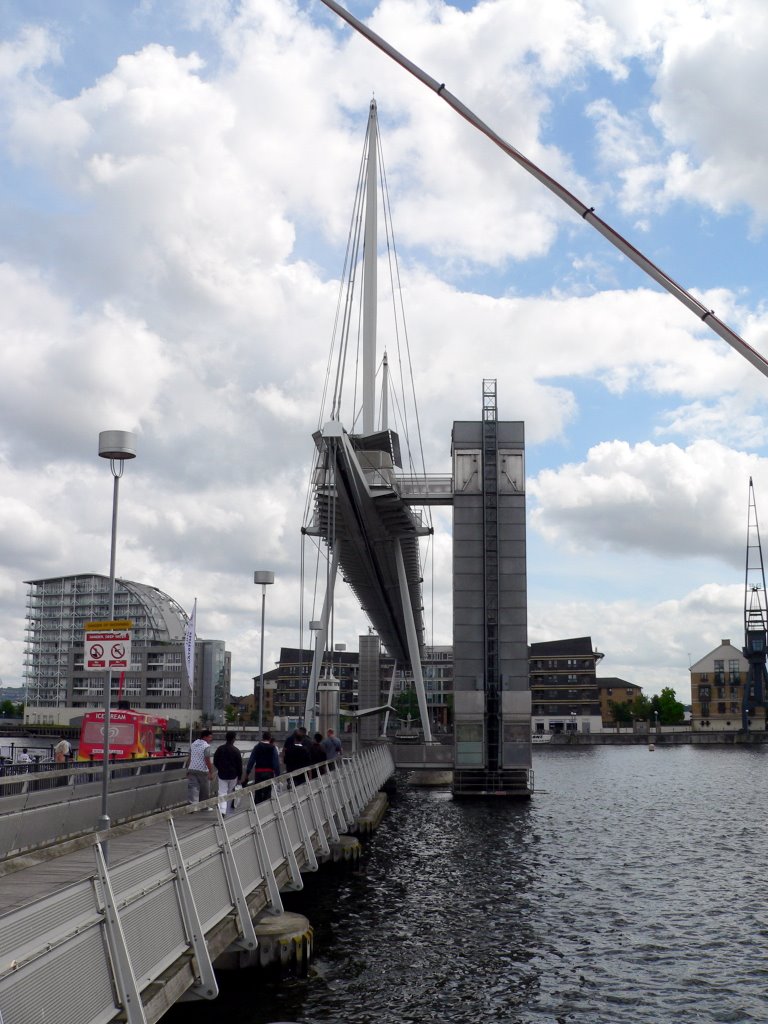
[452,768,534,799]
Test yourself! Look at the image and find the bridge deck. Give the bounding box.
[0,746,395,1024]
[0,809,208,915]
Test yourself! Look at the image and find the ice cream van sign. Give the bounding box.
[84,619,133,671]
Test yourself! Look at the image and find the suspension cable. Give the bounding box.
[318,0,768,380]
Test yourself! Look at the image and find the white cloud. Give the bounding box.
[529,438,763,564]
[1,0,768,703]
[530,582,742,696]
[582,0,768,225]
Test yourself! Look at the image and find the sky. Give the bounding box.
[2,0,768,701]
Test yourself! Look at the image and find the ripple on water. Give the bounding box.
[164,745,768,1024]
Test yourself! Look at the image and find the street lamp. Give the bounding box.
[97,430,136,843]
[254,571,275,732]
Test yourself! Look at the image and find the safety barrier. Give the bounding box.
[0,758,188,860]
[0,744,394,1024]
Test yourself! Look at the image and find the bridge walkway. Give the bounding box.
[0,745,394,1024]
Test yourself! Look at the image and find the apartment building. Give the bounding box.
[529,636,604,734]
[689,639,762,731]
[597,677,644,726]
[23,573,230,729]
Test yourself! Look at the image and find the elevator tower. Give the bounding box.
[451,381,533,797]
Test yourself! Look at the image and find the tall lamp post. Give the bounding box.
[97,430,136,842]
[254,571,275,732]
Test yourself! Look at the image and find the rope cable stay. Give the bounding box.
[318,0,768,381]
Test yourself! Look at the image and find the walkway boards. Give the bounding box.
[0,805,211,915]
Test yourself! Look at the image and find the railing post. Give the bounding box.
[326,761,349,832]
[358,747,375,795]
[345,756,365,814]
[167,820,219,1000]
[305,775,331,856]
[244,789,284,914]
[93,842,148,1024]
[269,779,303,890]
[335,759,357,829]
[286,776,319,871]
[213,809,259,951]
[316,769,340,842]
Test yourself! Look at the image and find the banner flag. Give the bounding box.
[184,598,197,690]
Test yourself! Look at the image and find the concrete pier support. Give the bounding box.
[326,835,362,864]
[216,912,313,971]
[409,769,453,787]
[355,792,388,833]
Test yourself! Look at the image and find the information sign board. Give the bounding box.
[84,619,133,672]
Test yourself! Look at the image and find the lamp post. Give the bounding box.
[254,571,275,732]
[96,430,136,844]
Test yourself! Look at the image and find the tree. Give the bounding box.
[393,687,420,723]
[630,694,653,720]
[608,700,633,726]
[653,686,685,725]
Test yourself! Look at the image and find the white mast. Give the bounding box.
[381,351,389,430]
[362,99,378,435]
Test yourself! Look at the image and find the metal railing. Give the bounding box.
[0,757,188,860]
[0,744,394,1024]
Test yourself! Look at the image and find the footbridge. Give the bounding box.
[0,745,394,1024]
[303,103,533,798]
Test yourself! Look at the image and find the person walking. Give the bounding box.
[321,728,343,767]
[54,738,72,764]
[186,729,213,807]
[243,732,280,803]
[213,731,243,815]
[310,732,327,776]
[16,748,32,767]
[283,727,311,785]
[54,737,72,786]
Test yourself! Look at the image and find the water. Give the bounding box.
[164,745,768,1024]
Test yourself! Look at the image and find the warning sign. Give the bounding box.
[84,620,133,672]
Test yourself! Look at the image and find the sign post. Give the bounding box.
[84,619,133,843]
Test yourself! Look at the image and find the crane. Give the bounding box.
[742,478,768,731]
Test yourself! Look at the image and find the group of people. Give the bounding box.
[185,726,344,814]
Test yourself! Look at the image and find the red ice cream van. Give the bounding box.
[77,708,170,761]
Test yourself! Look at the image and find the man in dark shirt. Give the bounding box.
[213,732,243,815]
[283,727,312,784]
[244,732,281,803]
